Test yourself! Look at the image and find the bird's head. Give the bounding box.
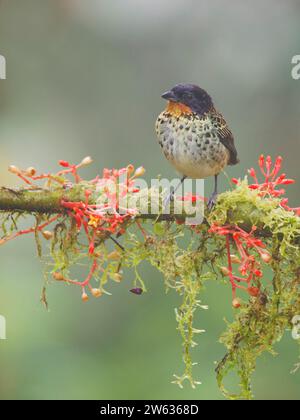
[162,84,214,116]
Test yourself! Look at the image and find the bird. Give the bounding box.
[155,83,239,209]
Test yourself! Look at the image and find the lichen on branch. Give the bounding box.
[0,155,299,400]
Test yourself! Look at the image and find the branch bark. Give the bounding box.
[0,186,87,214]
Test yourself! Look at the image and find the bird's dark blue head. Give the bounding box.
[162,84,214,116]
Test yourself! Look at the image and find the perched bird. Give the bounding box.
[155,83,239,208]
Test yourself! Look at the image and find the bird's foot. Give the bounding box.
[163,188,175,211]
[207,192,218,211]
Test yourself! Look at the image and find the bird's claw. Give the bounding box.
[163,189,175,210]
[207,192,218,211]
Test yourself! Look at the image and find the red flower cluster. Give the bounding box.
[61,165,141,242]
[6,158,145,301]
[57,162,144,300]
[232,155,300,215]
[209,224,272,308]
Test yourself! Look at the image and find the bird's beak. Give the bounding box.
[161,90,177,102]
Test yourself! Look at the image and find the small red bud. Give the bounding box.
[81,291,89,302]
[261,252,272,264]
[232,298,241,309]
[91,288,102,298]
[254,269,263,278]
[248,168,256,177]
[281,179,295,185]
[248,287,260,297]
[259,155,265,167]
[111,273,123,282]
[8,165,21,175]
[80,156,93,166]
[25,167,37,177]
[126,164,135,175]
[53,272,64,281]
[133,166,146,178]
[266,155,272,170]
[280,198,289,206]
[220,266,230,276]
[230,255,241,264]
[59,160,70,168]
[42,230,53,240]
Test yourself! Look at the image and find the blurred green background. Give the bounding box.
[0,0,300,400]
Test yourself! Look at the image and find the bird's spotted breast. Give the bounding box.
[155,110,230,179]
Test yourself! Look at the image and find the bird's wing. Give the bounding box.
[211,111,239,166]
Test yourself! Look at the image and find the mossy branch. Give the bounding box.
[1,185,299,245]
[0,185,88,214]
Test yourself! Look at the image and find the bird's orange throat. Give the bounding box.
[166,101,193,117]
